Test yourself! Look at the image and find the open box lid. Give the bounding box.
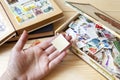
[0,2,16,46]
[66,1,120,35]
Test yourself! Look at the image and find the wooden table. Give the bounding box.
[1,0,120,80]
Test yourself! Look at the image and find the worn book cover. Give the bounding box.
[0,0,63,46]
[9,24,54,41]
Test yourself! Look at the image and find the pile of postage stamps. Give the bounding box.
[65,14,120,78]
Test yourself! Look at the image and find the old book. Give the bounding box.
[0,0,64,45]
[28,24,54,39]
[9,24,54,41]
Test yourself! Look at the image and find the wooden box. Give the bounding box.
[55,1,120,80]
[0,0,64,45]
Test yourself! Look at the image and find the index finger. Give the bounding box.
[36,37,56,50]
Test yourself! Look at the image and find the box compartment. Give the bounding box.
[55,2,120,79]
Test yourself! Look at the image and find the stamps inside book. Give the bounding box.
[5,0,54,24]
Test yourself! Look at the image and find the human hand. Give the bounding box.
[1,31,71,80]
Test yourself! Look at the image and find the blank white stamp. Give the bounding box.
[51,34,70,52]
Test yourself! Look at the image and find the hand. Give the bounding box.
[0,31,71,80]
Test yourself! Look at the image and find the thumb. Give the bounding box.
[14,30,28,51]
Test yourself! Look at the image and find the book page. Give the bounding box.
[0,3,15,41]
[5,0,54,24]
